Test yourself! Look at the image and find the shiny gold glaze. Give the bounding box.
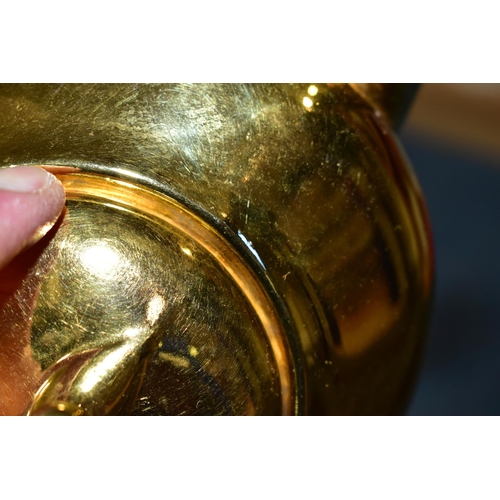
[0,84,433,415]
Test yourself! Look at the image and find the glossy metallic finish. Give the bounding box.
[0,84,433,415]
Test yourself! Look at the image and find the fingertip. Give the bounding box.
[0,166,67,269]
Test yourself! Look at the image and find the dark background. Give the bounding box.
[398,84,500,415]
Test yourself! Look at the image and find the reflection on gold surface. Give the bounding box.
[78,242,126,280]
[147,295,166,325]
[302,96,313,108]
[78,336,137,393]
[307,85,318,96]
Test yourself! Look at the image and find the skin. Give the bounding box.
[0,166,66,415]
[0,166,66,269]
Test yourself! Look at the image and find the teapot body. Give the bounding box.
[0,84,433,415]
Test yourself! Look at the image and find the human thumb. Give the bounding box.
[0,166,66,270]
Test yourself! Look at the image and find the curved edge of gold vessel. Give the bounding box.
[0,84,433,415]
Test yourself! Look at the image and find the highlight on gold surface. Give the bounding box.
[302,96,313,108]
[147,295,166,325]
[78,241,126,280]
[307,85,318,96]
[78,339,137,393]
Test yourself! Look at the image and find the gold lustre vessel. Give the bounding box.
[0,84,433,415]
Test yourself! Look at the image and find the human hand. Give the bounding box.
[0,165,66,414]
[0,165,66,269]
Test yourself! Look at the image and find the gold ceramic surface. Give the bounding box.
[0,84,433,415]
